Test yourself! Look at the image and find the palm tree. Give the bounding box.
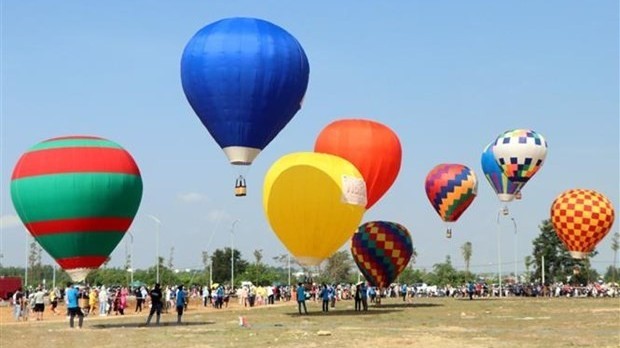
[461,242,472,273]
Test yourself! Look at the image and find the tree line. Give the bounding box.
[1,219,618,289]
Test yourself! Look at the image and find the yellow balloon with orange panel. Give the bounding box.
[263,152,367,266]
[550,189,615,259]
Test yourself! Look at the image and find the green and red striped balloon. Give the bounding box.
[11,136,143,282]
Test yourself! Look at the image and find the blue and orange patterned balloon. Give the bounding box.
[491,129,547,191]
[425,164,478,235]
[481,142,519,202]
[351,221,413,288]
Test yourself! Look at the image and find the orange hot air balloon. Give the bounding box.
[551,189,615,259]
[314,119,401,209]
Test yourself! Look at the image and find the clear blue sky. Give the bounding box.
[1,1,618,276]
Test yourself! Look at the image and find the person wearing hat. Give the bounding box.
[145,283,163,326]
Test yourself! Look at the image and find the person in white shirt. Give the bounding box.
[98,286,108,316]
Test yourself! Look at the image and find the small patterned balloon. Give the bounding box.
[351,221,413,288]
[425,163,478,223]
[491,129,547,189]
[551,189,615,259]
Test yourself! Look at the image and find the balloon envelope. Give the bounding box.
[481,142,519,202]
[351,221,413,288]
[425,163,478,223]
[10,136,143,281]
[551,189,615,259]
[491,129,547,191]
[263,152,366,266]
[181,17,310,165]
[314,118,402,209]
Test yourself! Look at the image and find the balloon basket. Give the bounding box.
[235,176,247,197]
[446,228,452,239]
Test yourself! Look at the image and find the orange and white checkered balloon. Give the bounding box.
[551,189,615,259]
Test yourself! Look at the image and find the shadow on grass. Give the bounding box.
[91,321,216,329]
[284,308,403,317]
[375,302,443,309]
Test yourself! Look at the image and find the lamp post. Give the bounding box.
[231,220,239,289]
[0,223,4,267]
[496,210,502,297]
[125,231,134,286]
[511,218,517,283]
[147,215,161,284]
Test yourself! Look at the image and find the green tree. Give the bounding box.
[211,247,248,286]
[530,219,597,284]
[317,250,353,284]
[399,268,427,285]
[239,250,279,286]
[461,241,472,274]
[426,255,463,286]
[531,220,572,283]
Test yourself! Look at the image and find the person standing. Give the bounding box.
[354,284,362,311]
[66,283,84,329]
[360,282,368,311]
[49,287,59,315]
[145,283,163,326]
[12,287,24,321]
[33,286,46,321]
[98,286,108,316]
[176,285,187,324]
[202,285,209,307]
[135,286,143,312]
[296,283,308,315]
[320,284,329,313]
[467,281,475,300]
[400,283,408,302]
[88,287,98,315]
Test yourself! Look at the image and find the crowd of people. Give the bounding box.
[8,279,618,327]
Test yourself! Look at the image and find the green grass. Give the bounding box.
[1,297,618,348]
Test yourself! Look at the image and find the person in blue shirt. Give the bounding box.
[360,282,368,311]
[296,283,308,315]
[320,284,329,312]
[176,284,187,324]
[65,282,84,328]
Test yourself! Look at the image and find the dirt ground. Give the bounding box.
[0,296,619,348]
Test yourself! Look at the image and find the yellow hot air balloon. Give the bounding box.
[263,152,367,266]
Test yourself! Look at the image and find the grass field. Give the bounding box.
[0,296,618,348]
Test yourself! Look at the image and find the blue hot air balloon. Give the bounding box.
[481,142,520,203]
[181,17,310,167]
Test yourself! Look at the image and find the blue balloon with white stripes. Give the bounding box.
[481,142,519,202]
[181,17,310,165]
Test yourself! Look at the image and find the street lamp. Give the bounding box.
[511,218,517,284]
[125,231,134,286]
[496,210,503,297]
[147,215,161,284]
[231,219,239,289]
